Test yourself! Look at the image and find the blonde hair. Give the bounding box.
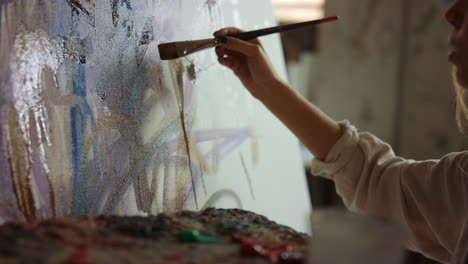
[453,66,468,132]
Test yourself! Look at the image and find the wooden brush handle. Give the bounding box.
[227,16,338,41]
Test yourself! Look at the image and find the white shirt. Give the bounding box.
[310,121,468,264]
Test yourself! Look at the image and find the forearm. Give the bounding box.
[260,80,341,160]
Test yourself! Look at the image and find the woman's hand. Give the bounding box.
[213,27,284,101]
[214,28,341,160]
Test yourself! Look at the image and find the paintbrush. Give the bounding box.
[158,15,338,60]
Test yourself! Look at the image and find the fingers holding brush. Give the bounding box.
[215,46,232,68]
[213,27,263,67]
[213,27,262,46]
[215,46,241,71]
[213,27,283,101]
[221,37,264,57]
[213,27,241,37]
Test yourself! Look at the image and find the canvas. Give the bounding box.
[0,0,311,232]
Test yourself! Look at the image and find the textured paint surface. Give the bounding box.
[0,0,255,222]
[0,0,312,233]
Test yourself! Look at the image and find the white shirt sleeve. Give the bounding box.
[310,121,468,263]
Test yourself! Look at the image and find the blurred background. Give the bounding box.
[272,0,466,263]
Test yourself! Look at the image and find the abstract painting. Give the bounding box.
[0,0,311,232]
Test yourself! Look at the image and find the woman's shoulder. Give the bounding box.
[437,151,468,168]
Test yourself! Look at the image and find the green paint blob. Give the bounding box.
[178,229,222,243]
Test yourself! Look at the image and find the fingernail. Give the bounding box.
[218,36,227,44]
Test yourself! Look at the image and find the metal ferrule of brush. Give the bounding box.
[176,38,222,57]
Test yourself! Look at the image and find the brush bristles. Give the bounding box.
[158,43,179,60]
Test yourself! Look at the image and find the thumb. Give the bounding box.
[221,37,259,56]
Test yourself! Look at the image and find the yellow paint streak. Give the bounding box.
[6,104,36,221]
[189,139,208,193]
[168,60,198,209]
[149,160,162,214]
